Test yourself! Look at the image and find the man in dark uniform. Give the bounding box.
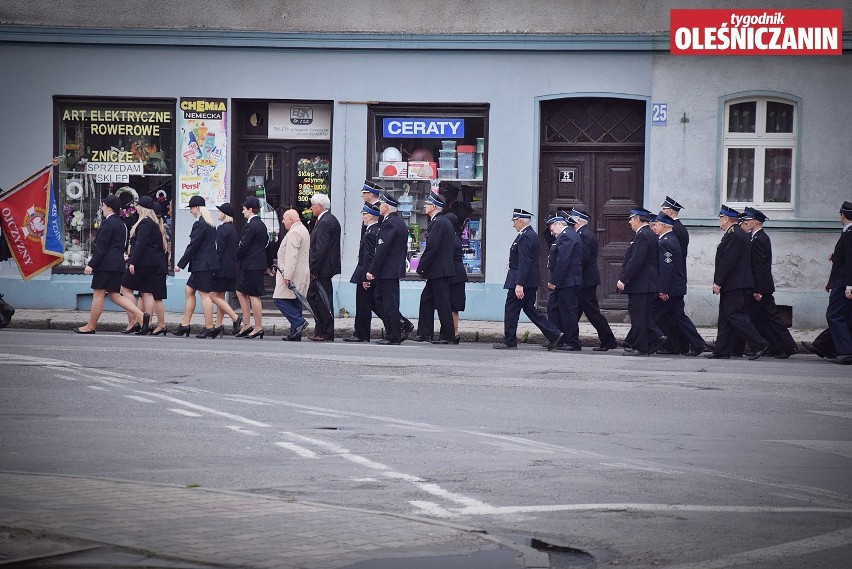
[660,196,692,353]
[366,191,414,345]
[415,192,456,344]
[824,201,852,364]
[707,205,769,360]
[570,208,618,351]
[546,213,583,351]
[494,209,564,350]
[361,180,384,233]
[650,211,707,356]
[739,207,798,358]
[617,208,665,356]
[345,202,382,343]
[307,193,341,341]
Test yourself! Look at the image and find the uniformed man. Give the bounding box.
[414,191,456,344]
[494,209,564,350]
[366,191,414,345]
[739,207,798,358]
[570,208,618,351]
[824,200,852,365]
[650,211,707,356]
[617,208,666,356]
[546,213,583,351]
[660,196,691,353]
[707,205,769,360]
[360,180,384,233]
[344,201,382,343]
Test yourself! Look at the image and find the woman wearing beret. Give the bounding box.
[210,202,242,337]
[235,196,269,339]
[119,195,164,335]
[173,195,220,338]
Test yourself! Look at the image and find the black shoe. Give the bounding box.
[138,312,151,335]
[232,315,243,336]
[376,338,401,345]
[748,344,770,361]
[773,351,793,359]
[704,352,730,359]
[209,325,224,339]
[622,347,635,355]
[412,335,432,342]
[344,335,366,342]
[196,327,216,339]
[431,338,450,345]
[800,341,829,359]
[687,344,710,356]
[648,335,668,355]
[235,325,253,338]
[282,334,302,341]
[245,329,265,339]
[74,328,96,334]
[291,321,309,338]
[827,354,852,365]
[453,335,461,345]
[172,324,191,337]
[656,348,681,355]
[401,320,414,342]
[121,323,141,334]
[547,333,565,351]
[151,327,168,336]
[556,344,581,351]
[493,343,517,350]
[593,342,618,352]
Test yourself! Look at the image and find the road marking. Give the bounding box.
[222,397,271,406]
[226,426,259,436]
[274,442,319,459]
[483,441,554,453]
[297,410,347,418]
[168,408,202,417]
[129,390,271,428]
[452,503,852,516]
[600,461,683,475]
[809,410,852,420]
[409,501,457,518]
[663,525,852,569]
[768,440,852,459]
[125,395,155,403]
[53,374,78,381]
[86,385,107,391]
[352,477,379,482]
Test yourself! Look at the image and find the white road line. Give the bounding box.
[809,410,852,420]
[225,426,259,436]
[453,503,852,516]
[600,461,683,474]
[274,442,319,459]
[222,397,271,406]
[297,410,347,418]
[168,408,202,417]
[769,439,852,459]
[409,501,458,518]
[125,395,155,403]
[129,390,270,428]
[86,385,107,391]
[483,441,554,453]
[663,525,852,569]
[53,374,78,381]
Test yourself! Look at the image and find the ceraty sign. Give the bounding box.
[382,118,465,138]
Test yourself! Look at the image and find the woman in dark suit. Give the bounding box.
[235,196,269,339]
[211,202,241,337]
[120,195,164,335]
[173,195,220,338]
[444,212,468,344]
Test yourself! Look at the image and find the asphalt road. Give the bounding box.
[1,329,851,568]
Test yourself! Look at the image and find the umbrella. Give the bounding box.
[271,262,315,319]
[312,277,333,316]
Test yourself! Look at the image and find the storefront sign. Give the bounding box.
[269,104,331,140]
[178,97,229,208]
[382,118,465,138]
[296,156,330,205]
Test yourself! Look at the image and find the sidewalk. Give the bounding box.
[3,307,822,346]
[0,471,548,568]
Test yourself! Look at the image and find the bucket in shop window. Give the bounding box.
[457,145,476,179]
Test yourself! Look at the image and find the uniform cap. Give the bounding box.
[545,213,566,226]
[188,195,206,208]
[216,202,235,217]
[362,180,383,196]
[840,201,852,215]
[380,191,400,208]
[361,202,381,216]
[242,196,261,210]
[138,195,157,210]
[628,208,653,219]
[570,208,590,221]
[426,192,445,208]
[511,208,532,220]
[719,204,740,218]
[655,211,676,225]
[741,206,768,223]
[102,195,121,212]
[662,196,685,211]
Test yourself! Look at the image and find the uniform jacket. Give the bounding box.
[273,221,310,300]
[368,212,407,280]
[87,213,127,273]
[128,217,164,268]
[577,224,601,288]
[450,232,468,285]
[671,218,690,279]
[657,231,687,297]
[236,215,269,270]
[177,218,219,272]
[416,212,455,279]
[214,222,238,279]
[350,222,379,284]
[619,224,658,293]
[503,225,541,289]
[828,225,852,290]
[714,223,754,291]
[548,227,583,288]
[309,210,342,278]
[749,229,775,294]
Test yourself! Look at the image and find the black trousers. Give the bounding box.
[307,277,334,338]
[715,289,767,356]
[547,286,580,349]
[652,295,705,351]
[625,292,663,353]
[375,278,403,342]
[353,282,383,341]
[746,293,797,355]
[503,287,562,347]
[578,286,616,346]
[417,277,454,341]
[826,287,852,355]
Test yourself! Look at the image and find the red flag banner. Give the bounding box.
[0,166,65,280]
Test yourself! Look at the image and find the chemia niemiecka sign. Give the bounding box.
[382,118,465,138]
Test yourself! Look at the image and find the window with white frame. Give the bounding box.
[722,97,796,208]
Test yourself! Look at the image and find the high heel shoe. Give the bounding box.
[135,312,151,335]
[232,315,243,336]
[235,325,253,338]
[453,335,461,345]
[121,323,141,334]
[209,325,225,339]
[172,324,191,337]
[196,327,217,339]
[245,329,264,339]
[151,327,167,336]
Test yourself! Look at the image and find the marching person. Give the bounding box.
[617,208,665,356]
[660,196,691,353]
[360,180,384,232]
[75,194,149,334]
[148,200,169,335]
[739,207,798,358]
[414,191,456,344]
[173,195,220,339]
[345,202,382,343]
[235,196,268,339]
[823,201,852,365]
[570,208,618,351]
[445,212,468,344]
[366,191,414,345]
[307,193,341,342]
[706,205,769,360]
[120,195,164,336]
[493,209,564,351]
[272,209,311,341]
[545,213,583,351]
[650,211,707,356]
[210,202,241,337]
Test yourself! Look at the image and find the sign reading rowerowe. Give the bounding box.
[269,104,332,140]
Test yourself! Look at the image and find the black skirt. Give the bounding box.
[121,266,159,294]
[237,269,266,297]
[91,271,123,294]
[449,281,466,312]
[212,276,236,293]
[153,273,168,300]
[187,270,214,293]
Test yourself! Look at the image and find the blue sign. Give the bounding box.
[383,118,465,138]
[651,103,668,126]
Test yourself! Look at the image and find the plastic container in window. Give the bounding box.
[457,145,476,179]
[441,140,457,150]
[438,167,458,179]
[439,158,456,169]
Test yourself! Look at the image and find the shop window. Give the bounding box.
[54,97,176,271]
[367,104,488,280]
[722,96,796,209]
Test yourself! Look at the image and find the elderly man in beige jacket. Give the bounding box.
[273,209,311,341]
